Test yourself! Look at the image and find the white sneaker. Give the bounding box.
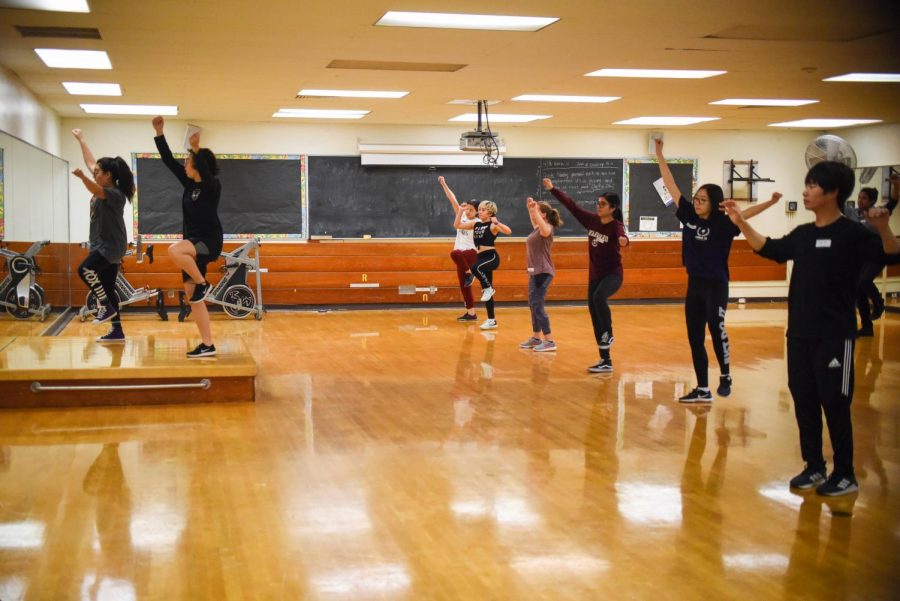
[480,287,495,302]
[480,318,498,330]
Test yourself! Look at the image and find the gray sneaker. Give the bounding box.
[533,340,557,352]
[519,337,541,349]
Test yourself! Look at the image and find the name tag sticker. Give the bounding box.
[815,239,832,248]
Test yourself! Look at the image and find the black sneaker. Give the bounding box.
[599,332,614,350]
[92,302,118,324]
[186,343,217,358]
[717,375,732,397]
[190,281,210,303]
[816,473,859,496]
[789,465,827,490]
[96,328,125,343]
[463,273,475,287]
[457,313,477,322]
[679,388,712,403]
[587,359,613,373]
[857,326,874,337]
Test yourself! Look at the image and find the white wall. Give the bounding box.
[0,65,61,155]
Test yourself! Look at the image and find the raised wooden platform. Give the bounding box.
[0,335,256,408]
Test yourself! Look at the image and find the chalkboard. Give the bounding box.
[307,157,623,238]
[133,154,303,239]
[625,159,697,234]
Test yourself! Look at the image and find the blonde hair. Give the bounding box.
[478,200,498,216]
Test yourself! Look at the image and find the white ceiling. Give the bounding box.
[1,0,899,130]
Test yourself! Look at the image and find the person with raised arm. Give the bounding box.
[655,137,780,402]
[722,160,900,497]
[439,176,479,322]
[519,197,563,352]
[543,177,627,372]
[454,200,511,330]
[152,116,223,358]
[72,128,134,343]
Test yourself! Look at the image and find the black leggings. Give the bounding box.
[685,276,730,388]
[473,249,500,319]
[588,274,622,348]
[78,251,120,321]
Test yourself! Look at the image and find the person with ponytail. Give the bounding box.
[152,116,223,358]
[519,197,563,352]
[655,138,780,402]
[542,178,628,372]
[72,128,134,343]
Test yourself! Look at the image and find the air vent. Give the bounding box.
[327,59,465,72]
[16,25,101,39]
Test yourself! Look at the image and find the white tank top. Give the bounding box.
[454,214,477,251]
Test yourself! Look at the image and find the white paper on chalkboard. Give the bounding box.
[183,124,202,151]
[652,177,674,206]
[639,216,658,232]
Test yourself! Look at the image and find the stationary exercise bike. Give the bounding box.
[177,237,264,321]
[0,239,52,320]
[78,235,168,321]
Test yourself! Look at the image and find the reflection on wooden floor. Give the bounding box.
[0,304,898,600]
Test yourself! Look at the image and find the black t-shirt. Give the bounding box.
[758,217,900,339]
[89,187,128,264]
[676,197,740,282]
[154,135,224,258]
[473,220,499,249]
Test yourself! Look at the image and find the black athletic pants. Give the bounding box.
[685,276,730,388]
[78,251,120,323]
[473,249,500,320]
[588,274,622,352]
[787,336,855,476]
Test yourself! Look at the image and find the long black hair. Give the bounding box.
[602,192,624,222]
[697,183,725,215]
[96,156,135,201]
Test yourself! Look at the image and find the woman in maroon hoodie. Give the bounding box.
[543,178,628,372]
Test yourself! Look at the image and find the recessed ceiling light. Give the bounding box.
[768,118,882,128]
[449,113,551,123]
[823,73,900,83]
[710,98,818,107]
[586,68,725,79]
[81,104,177,115]
[35,48,110,69]
[376,11,558,31]
[63,82,121,96]
[513,94,620,103]
[297,89,408,99]
[613,116,720,126]
[1,0,89,12]
[274,109,369,119]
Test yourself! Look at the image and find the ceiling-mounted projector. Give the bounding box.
[460,130,502,151]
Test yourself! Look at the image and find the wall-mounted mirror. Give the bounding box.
[0,130,70,336]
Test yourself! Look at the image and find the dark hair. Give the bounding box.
[190,147,219,179]
[697,183,725,214]
[805,161,855,209]
[859,187,878,206]
[602,192,624,222]
[537,201,563,227]
[96,156,135,201]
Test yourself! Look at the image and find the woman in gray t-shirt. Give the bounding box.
[72,129,133,343]
[519,198,562,352]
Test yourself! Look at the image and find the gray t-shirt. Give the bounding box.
[89,187,128,264]
[526,226,555,275]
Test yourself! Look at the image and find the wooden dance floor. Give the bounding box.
[0,304,897,600]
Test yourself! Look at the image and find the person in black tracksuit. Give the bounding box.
[72,128,134,343]
[723,161,900,497]
[152,116,223,358]
[655,138,780,402]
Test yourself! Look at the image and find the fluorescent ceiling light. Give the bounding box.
[376,11,558,31]
[298,89,408,99]
[824,73,900,83]
[613,116,720,126]
[0,0,89,12]
[710,98,818,107]
[768,118,882,128]
[513,94,620,103]
[449,113,551,123]
[274,108,369,119]
[63,82,121,96]
[81,104,177,115]
[586,68,725,79]
[35,48,111,69]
